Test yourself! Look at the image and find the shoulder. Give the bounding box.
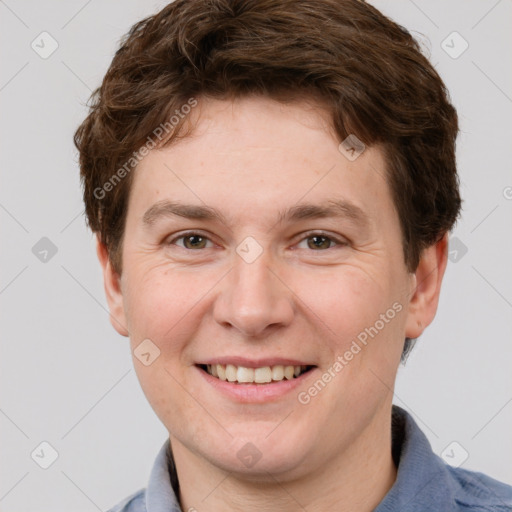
[447,465,512,511]
[384,406,512,512]
[106,488,147,512]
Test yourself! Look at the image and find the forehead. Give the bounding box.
[127,96,397,231]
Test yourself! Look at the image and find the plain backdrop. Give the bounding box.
[1,1,511,510]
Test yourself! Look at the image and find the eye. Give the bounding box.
[166,231,347,252]
[168,232,214,250]
[296,232,347,251]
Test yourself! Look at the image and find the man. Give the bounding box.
[74,0,512,510]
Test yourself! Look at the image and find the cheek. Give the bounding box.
[123,268,208,424]
[291,265,395,346]
[123,265,217,349]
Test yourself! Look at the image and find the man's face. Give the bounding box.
[106,96,420,478]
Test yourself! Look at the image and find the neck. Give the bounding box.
[170,407,397,512]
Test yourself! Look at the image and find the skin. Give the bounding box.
[97,96,448,512]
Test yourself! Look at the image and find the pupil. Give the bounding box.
[309,236,329,250]
[186,235,205,249]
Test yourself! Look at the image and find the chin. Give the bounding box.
[202,431,313,480]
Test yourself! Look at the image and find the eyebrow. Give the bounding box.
[143,201,229,226]
[142,198,370,230]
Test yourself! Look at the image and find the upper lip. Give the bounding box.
[197,356,316,368]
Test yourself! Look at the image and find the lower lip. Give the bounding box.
[195,365,317,403]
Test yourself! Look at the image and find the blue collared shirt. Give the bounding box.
[107,406,512,511]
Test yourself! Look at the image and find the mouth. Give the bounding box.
[196,363,316,384]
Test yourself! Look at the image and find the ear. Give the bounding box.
[404,232,449,339]
[95,236,130,337]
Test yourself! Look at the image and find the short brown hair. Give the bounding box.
[74,0,462,356]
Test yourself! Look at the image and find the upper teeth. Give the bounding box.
[206,364,307,383]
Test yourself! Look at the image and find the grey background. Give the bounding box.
[1,0,511,510]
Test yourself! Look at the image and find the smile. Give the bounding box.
[197,364,315,384]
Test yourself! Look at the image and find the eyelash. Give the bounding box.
[166,230,348,251]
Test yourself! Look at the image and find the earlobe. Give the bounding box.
[404,233,449,339]
[95,236,130,337]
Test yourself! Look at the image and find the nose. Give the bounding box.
[213,250,294,338]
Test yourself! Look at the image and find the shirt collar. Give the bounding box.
[145,439,181,512]
[374,405,457,512]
